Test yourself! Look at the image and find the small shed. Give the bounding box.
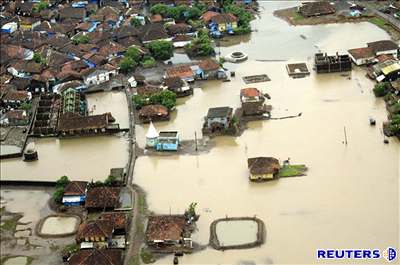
[156,131,179,151]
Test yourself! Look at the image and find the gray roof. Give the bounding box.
[207,107,233,118]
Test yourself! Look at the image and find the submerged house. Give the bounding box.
[99,212,128,235]
[146,121,159,148]
[156,131,179,151]
[163,76,192,97]
[240,87,267,116]
[165,65,195,82]
[196,59,225,80]
[298,1,335,17]
[205,107,233,132]
[348,47,376,66]
[146,215,193,251]
[0,110,30,126]
[138,104,169,123]
[314,53,352,73]
[247,157,280,181]
[62,181,88,206]
[57,112,119,136]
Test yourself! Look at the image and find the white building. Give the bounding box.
[83,68,118,86]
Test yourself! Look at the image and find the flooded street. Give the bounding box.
[1,91,129,182]
[134,1,399,264]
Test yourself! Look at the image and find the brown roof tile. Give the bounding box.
[247,157,280,175]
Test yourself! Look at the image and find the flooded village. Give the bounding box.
[0,0,399,265]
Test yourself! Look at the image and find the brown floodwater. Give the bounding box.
[134,1,399,264]
[216,220,258,246]
[1,91,129,182]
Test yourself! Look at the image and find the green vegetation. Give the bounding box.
[125,47,142,62]
[373,82,390,97]
[61,243,79,257]
[292,11,305,22]
[188,19,204,29]
[369,17,387,28]
[141,56,157,68]
[72,35,90,45]
[140,248,156,264]
[133,90,177,110]
[20,102,32,111]
[33,1,48,12]
[147,40,174,61]
[130,17,142,27]
[391,102,400,114]
[53,176,70,204]
[278,164,307,178]
[388,114,400,135]
[128,255,140,265]
[0,219,18,232]
[224,4,253,29]
[185,202,197,219]
[33,53,46,65]
[104,175,118,186]
[119,57,137,73]
[185,29,214,57]
[150,4,202,21]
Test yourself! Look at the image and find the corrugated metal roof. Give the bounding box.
[382,63,400,75]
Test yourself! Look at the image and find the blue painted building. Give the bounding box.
[62,181,88,206]
[155,131,179,151]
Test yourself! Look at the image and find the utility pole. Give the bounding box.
[194,131,198,151]
[343,126,348,145]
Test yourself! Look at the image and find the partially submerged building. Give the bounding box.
[32,93,61,136]
[138,104,169,123]
[298,1,336,17]
[57,112,119,137]
[247,157,280,181]
[163,77,192,97]
[156,131,179,151]
[240,88,267,116]
[204,107,233,132]
[314,53,352,73]
[76,220,114,247]
[146,215,193,252]
[372,60,400,82]
[348,40,399,66]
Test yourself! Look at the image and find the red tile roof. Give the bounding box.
[201,11,219,23]
[146,215,186,241]
[64,181,88,196]
[76,220,114,242]
[348,47,375,60]
[240,87,261,98]
[198,59,220,71]
[68,249,122,265]
[166,65,193,79]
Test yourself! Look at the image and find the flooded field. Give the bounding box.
[1,91,129,182]
[40,216,79,235]
[134,1,399,264]
[215,220,258,247]
[0,188,73,265]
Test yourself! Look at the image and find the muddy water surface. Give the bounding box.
[40,216,78,235]
[1,90,129,182]
[216,220,258,246]
[134,1,399,264]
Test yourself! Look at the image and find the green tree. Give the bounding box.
[392,102,400,114]
[33,1,48,12]
[133,94,147,109]
[72,35,90,45]
[56,176,70,188]
[150,4,170,17]
[224,4,252,27]
[389,114,400,135]
[119,57,137,73]
[125,47,142,62]
[53,187,64,204]
[373,82,389,97]
[130,17,142,27]
[185,30,214,57]
[33,53,46,65]
[104,175,117,186]
[147,41,173,61]
[141,56,156,68]
[20,102,32,111]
